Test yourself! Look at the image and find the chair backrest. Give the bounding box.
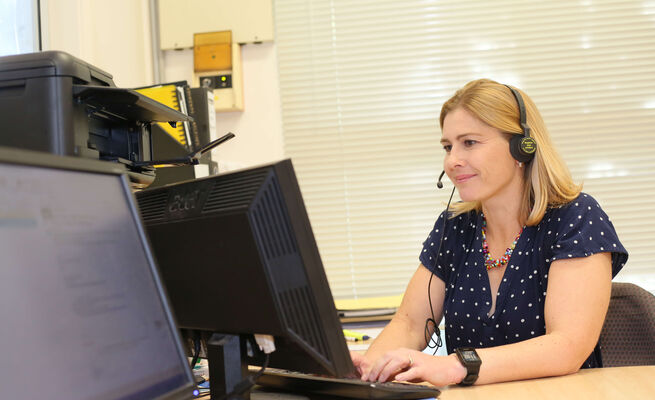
[599,282,655,367]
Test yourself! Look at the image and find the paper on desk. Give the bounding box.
[334,294,402,311]
[344,326,384,352]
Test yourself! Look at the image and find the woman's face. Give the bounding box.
[440,107,522,204]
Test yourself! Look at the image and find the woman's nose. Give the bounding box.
[445,147,465,170]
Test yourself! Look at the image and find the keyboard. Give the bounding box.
[256,369,441,399]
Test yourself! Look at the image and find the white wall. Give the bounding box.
[41,0,154,88]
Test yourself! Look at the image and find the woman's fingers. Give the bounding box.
[395,367,421,383]
[350,351,371,377]
[363,349,415,382]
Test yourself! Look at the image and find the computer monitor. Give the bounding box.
[135,159,357,396]
[0,147,197,400]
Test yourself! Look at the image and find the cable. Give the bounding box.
[424,185,456,355]
[190,332,201,369]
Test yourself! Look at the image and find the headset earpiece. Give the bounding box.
[505,85,537,163]
[509,134,537,163]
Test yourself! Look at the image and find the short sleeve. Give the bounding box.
[549,193,628,277]
[419,211,449,281]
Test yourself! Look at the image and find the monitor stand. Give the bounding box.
[207,333,251,400]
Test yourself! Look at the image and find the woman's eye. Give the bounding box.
[464,140,477,147]
[443,145,452,152]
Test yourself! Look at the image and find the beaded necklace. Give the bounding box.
[481,215,524,271]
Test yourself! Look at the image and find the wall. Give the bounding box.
[41,0,154,88]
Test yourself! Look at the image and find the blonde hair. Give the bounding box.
[439,79,581,226]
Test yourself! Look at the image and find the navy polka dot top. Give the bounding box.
[419,193,628,368]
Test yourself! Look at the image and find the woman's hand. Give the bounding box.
[350,351,373,377]
[361,348,467,387]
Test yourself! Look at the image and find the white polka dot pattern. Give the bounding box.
[419,192,628,368]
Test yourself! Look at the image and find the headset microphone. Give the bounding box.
[436,170,446,189]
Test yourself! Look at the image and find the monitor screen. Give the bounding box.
[136,159,356,391]
[0,150,196,400]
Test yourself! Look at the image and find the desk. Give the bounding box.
[439,366,655,400]
[251,366,655,400]
[338,325,655,399]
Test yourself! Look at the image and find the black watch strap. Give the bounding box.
[454,347,481,386]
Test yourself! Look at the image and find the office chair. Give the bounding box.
[599,282,655,367]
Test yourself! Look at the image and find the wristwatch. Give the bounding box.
[454,347,481,386]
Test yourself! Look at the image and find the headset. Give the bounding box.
[438,84,536,186]
[504,84,537,163]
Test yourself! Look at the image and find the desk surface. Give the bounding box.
[439,365,655,400]
[251,365,655,400]
[339,324,655,399]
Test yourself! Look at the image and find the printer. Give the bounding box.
[0,51,192,187]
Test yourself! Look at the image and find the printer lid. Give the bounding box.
[73,85,193,123]
[0,50,115,87]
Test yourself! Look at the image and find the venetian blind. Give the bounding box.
[273,0,655,299]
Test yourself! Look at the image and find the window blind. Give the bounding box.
[273,0,655,299]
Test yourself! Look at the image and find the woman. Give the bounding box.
[351,79,628,386]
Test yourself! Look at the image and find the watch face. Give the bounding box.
[461,350,479,363]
